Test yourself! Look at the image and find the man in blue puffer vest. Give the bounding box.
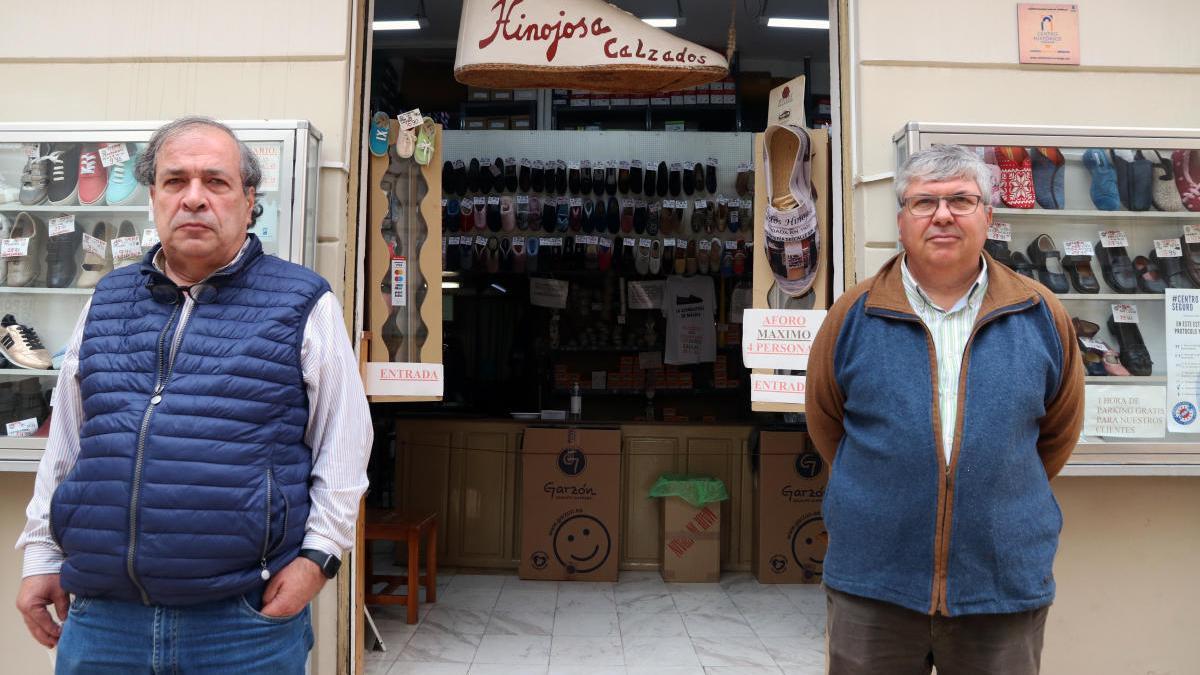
[806,144,1084,674]
[15,116,372,673]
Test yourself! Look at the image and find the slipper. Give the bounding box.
[555,163,568,195]
[593,167,606,197]
[556,201,570,232]
[733,239,747,276]
[1031,147,1065,209]
[501,196,516,231]
[369,111,390,157]
[630,161,643,195]
[1149,151,1185,211]
[1093,240,1138,293]
[598,237,612,272]
[445,234,460,272]
[452,161,467,196]
[685,239,697,275]
[1072,316,1100,339]
[674,238,688,275]
[709,237,723,274]
[606,166,618,196]
[442,161,455,198]
[669,165,682,197]
[648,240,662,276]
[1183,234,1200,287]
[468,158,482,193]
[413,117,437,166]
[635,242,649,276]
[715,201,729,232]
[1026,233,1070,293]
[561,235,575,270]
[1156,247,1197,289]
[586,240,599,271]
[444,198,460,234]
[659,206,675,235]
[499,236,513,272]
[1009,251,1036,279]
[618,165,630,194]
[512,237,527,273]
[728,202,742,233]
[646,204,660,236]
[662,239,675,273]
[459,198,474,232]
[697,239,710,275]
[620,203,634,233]
[474,200,487,230]
[995,147,1036,208]
[569,165,581,195]
[1110,150,1137,210]
[516,197,530,230]
[606,196,621,233]
[487,198,503,232]
[693,163,705,194]
[706,161,718,194]
[505,161,518,192]
[720,245,734,278]
[979,147,1003,206]
[690,205,705,233]
[1130,151,1155,211]
[542,200,557,233]
[1134,254,1166,293]
[492,158,507,193]
[735,168,749,197]
[1082,149,1122,211]
[531,161,545,192]
[621,237,637,273]
[1101,345,1131,377]
[633,205,647,234]
[1171,150,1200,211]
[473,236,489,271]
[583,198,598,233]
[580,162,592,195]
[519,160,531,192]
[682,164,695,195]
[656,161,669,197]
[569,204,583,232]
[460,238,475,271]
[1063,254,1100,294]
[526,236,539,273]
[1107,316,1153,376]
[1080,348,1106,377]
[644,165,657,196]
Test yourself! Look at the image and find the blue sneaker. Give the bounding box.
[369,112,390,157]
[105,143,145,206]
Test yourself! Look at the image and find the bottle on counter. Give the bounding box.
[570,381,582,422]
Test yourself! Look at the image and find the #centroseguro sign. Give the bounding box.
[741,309,826,370]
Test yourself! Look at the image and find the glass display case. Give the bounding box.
[0,120,321,468]
[894,122,1200,475]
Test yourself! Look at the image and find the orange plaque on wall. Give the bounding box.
[1017,4,1080,65]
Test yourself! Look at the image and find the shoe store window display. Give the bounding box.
[806,145,1084,674]
[14,116,372,672]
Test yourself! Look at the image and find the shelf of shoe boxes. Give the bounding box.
[550,79,737,130]
[910,131,1200,462]
[440,130,755,409]
[365,120,444,402]
[0,140,151,457]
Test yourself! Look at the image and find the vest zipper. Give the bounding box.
[260,468,273,581]
[126,296,195,606]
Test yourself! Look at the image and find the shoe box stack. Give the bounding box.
[2,142,145,289]
[978,145,1200,379]
[440,153,757,280]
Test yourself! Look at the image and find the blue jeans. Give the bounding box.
[55,587,313,674]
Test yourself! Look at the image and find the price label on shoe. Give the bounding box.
[142,228,160,248]
[729,210,740,224]
[1062,240,1092,257]
[453,159,465,169]
[396,108,423,131]
[112,236,141,261]
[459,197,473,209]
[694,199,708,210]
[624,238,636,247]
[638,238,651,248]
[476,235,489,246]
[986,222,1011,242]
[1099,230,1129,248]
[1,237,30,258]
[567,160,581,170]
[82,232,107,258]
[5,418,37,437]
[698,239,712,251]
[737,162,752,172]
[1080,337,1108,352]
[725,239,737,250]
[670,163,683,172]
[487,196,501,206]
[716,196,728,206]
[729,199,742,208]
[634,199,646,208]
[98,143,130,168]
[569,197,582,208]
[514,235,527,247]
[532,160,544,170]
[742,198,752,211]
[648,202,660,214]
[1154,238,1183,258]
[48,215,76,238]
[505,157,516,167]
[390,257,407,307]
[618,161,630,170]
[664,238,676,247]
[1111,303,1139,324]
[449,236,461,245]
[585,235,600,245]
[1184,224,1200,244]
[516,194,530,205]
[707,157,720,166]
[631,160,643,169]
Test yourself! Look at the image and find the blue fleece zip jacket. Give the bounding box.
[805,253,1084,616]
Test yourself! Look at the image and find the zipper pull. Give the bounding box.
[260,560,271,581]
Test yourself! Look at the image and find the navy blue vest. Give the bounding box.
[50,235,331,606]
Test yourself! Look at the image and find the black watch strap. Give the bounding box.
[298,548,341,578]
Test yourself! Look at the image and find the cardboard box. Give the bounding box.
[486,117,510,130]
[510,115,532,130]
[467,87,491,101]
[753,430,828,583]
[464,116,487,130]
[519,427,622,582]
[513,88,538,101]
[661,497,721,582]
[492,89,514,101]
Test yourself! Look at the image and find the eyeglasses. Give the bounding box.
[901,194,984,217]
[149,282,219,305]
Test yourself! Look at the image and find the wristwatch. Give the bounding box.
[298,549,341,578]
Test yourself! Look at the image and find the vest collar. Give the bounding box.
[138,234,263,287]
[865,251,1041,320]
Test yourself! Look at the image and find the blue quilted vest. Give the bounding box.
[49,235,331,606]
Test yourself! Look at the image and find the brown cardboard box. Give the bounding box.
[661,498,721,582]
[486,117,510,130]
[519,427,622,582]
[464,117,487,130]
[467,86,491,101]
[510,115,532,130]
[492,89,514,101]
[753,431,828,583]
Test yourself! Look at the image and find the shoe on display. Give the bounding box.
[6,213,46,286]
[527,196,542,231]
[592,167,605,197]
[630,162,642,195]
[454,0,728,93]
[569,165,581,195]
[512,237,526,273]
[491,158,506,193]
[604,166,617,196]
[1134,254,1167,293]
[19,150,50,206]
[500,196,516,232]
[1082,148,1122,211]
[1107,316,1153,376]
[525,236,539,273]
[369,111,390,157]
[413,117,437,166]
[45,227,81,288]
[395,126,417,159]
[582,199,595,234]
[1148,150,1185,212]
[45,144,82,206]
[555,163,569,195]
[519,160,532,192]
[77,145,108,205]
[1170,149,1200,212]
[656,161,669,197]
[994,146,1035,209]
[1093,240,1138,294]
[111,219,141,269]
[1063,254,1100,294]
[469,158,483,193]
[1025,234,1070,294]
[705,161,718,194]
[1110,149,1152,212]
[762,122,820,297]
[0,315,52,370]
[669,165,682,197]
[0,214,9,286]
[505,161,518,193]
[1010,251,1036,279]
[643,165,656,197]
[1030,147,1065,210]
[1183,234,1200,287]
[682,164,695,196]
[1155,247,1197,289]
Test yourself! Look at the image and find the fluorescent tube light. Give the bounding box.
[642,18,679,28]
[373,19,426,31]
[766,17,830,29]
[442,281,461,289]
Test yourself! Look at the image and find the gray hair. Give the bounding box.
[894,144,992,209]
[135,115,264,227]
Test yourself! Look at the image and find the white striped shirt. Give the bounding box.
[16,250,372,577]
[900,256,989,465]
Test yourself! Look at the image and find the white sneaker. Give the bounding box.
[762,122,819,297]
[0,314,52,370]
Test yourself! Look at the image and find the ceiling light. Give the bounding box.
[373,19,427,31]
[765,17,830,29]
[442,281,460,289]
[642,18,681,28]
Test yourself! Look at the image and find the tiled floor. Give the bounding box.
[364,566,827,675]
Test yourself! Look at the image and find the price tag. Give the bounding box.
[518,158,531,168]
[142,228,160,248]
[449,236,461,245]
[986,222,1011,242]
[506,157,516,166]
[82,231,107,258]
[737,162,752,172]
[631,160,643,169]
[513,235,525,246]
[670,162,683,172]
[1183,224,1200,244]
[532,160,544,170]
[396,108,423,130]
[624,238,636,247]
[112,236,142,261]
[1080,337,1108,352]
[569,197,582,208]
[1111,304,1139,324]
[1099,230,1129,248]
[487,196,500,206]
[698,239,712,251]
[619,160,630,170]
[98,143,130,168]
[716,196,728,206]
[742,198,752,211]
[453,159,465,169]
[553,237,565,247]
[23,144,39,159]
[707,157,719,166]
[694,199,708,210]
[5,418,37,437]
[729,210,740,224]
[638,238,651,248]
[390,257,407,307]
[462,197,476,209]
[1,237,30,258]
[664,238,677,247]
[473,235,486,245]
[587,235,600,245]
[516,194,530,205]
[539,237,553,246]
[1154,238,1183,258]
[568,160,581,170]
[649,202,660,214]
[48,215,76,237]
[580,159,591,170]
[599,237,613,247]
[729,199,742,208]
[634,199,646,208]
[724,239,737,250]
[1062,240,1092,257]
[606,160,617,169]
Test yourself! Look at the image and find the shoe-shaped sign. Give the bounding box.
[454,0,729,93]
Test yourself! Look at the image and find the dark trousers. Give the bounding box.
[825,587,1048,675]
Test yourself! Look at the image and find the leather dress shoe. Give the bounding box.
[1026,234,1070,293]
[1153,250,1197,289]
[1093,241,1138,293]
[47,230,83,289]
[1134,255,1167,293]
[1107,316,1153,376]
[1063,255,1100,294]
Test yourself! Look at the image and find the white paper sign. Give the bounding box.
[530,278,569,309]
[1111,304,1139,324]
[1099,230,1129,248]
[750,374,806,405]
[1185,224,1200,244]
[1080,337,1108,353]
[1,238,30,258]
[741,309,826,370]
[98,143,130,168]
[628,280,664,309]
[364,362,444,397]
[1154,239,1183,258]
[987,222,1012,242]
[1063,240,1092,257]
[396,108,423,131]
[48,215,75,238]
[5,418,37,437]
[141,228,160,248]
[1166,289,1200,433]
[112,236,142,261]
[248,143,281,193]
[1083,385,1165,438]
[82,232,107,258]
[390,257,407,307]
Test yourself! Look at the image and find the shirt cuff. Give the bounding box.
[301,532,344,560]
[22,543,64,578]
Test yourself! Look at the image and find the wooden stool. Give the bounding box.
[365,509,438,624]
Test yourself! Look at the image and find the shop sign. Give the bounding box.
[530,277,569,308]
[750,374,806,405]
[1166,289,1200,433]
[364,362,444,397]
[247,142,281,193]
[1017,4,1080,65]
[767,75,806,127]
[741,309,826,370]
[1083,385,1164,438]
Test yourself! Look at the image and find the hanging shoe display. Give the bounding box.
[762,122,819,298]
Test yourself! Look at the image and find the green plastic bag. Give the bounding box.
[649,473,729,508]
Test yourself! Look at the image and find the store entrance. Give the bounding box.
[353,1,839,671]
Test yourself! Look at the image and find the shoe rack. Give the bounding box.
[750,128,832,414]
[365,119,443,401]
